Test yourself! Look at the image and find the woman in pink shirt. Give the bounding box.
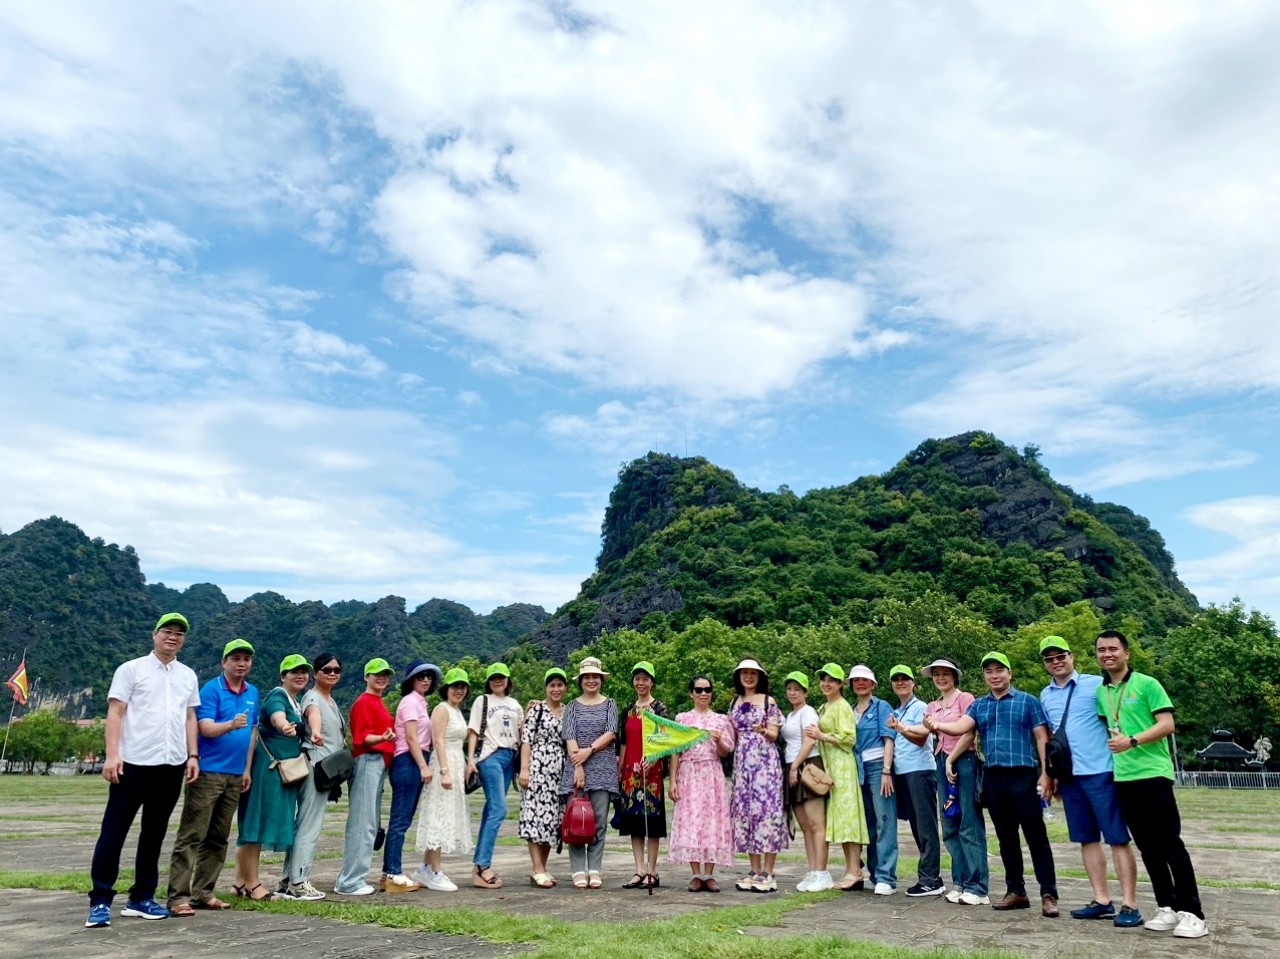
[382,660,442,891]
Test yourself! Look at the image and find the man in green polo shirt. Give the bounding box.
[1094,630,1206,939]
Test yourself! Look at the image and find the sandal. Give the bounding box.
[837,873,865,892]
[231,883,248,898]
[530,873,555,889]
[588,871,602,889]
[192,897,232,910]
[573,872,588,889]
[246,883,277,901]
[703,877,721,893]
[643,873,660,889]
[472,866,504,889]
[169,902,196,917]
[687,877,704,892]
[622,872,646,889]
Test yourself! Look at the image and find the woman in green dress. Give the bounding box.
[805,663,867,891]
[234,654,311,900]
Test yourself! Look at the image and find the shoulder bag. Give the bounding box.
[1043,682,1077,782]
[465,695,488,794]
[259,737,310,786]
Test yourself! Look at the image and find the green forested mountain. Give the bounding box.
[530,432,1199,658]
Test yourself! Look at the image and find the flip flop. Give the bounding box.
[169,903,196,917]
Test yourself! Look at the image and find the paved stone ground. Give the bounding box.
[1,781,1277,958]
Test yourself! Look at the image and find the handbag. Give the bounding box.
[1044,682,1076,783]
[465,695,488,794]
[973,755,987,809]
[313,749,355,791]
[560,788,597,845]
[260,738,310,786]
[799,756,834,796]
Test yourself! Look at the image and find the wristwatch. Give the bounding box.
[1128,737,1139,750]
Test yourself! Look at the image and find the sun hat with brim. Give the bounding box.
[442,667,470,688]
[783,670,810,690]
[485,662,511,681]
[364,657,395,676]
[574,656,609,679]
[155,612,189,632]
[922,658,962,679]
[889,664,915,681]
[981,651,1012,670]
[544,667,569,685]
[631,661,657,679]
[279,654,312,674]
[733,659,768,676]
[222,638,255,658]
[848,665,877,683]
[401,660,444,695]
[1039,636,1071,655]
[815,663,846,682]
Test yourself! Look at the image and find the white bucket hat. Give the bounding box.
[733,658,768,676]
[848,664,877,683]
[922,658,962,679]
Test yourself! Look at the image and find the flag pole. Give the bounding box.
[0,647,27,769]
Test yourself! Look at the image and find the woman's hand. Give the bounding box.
[887,715,901,730]
[880,772,895,798]
[789,766,799,786]
[573,765,585,789]
[707,729,721,745]
[465,761,478,782]
[310,731,324,746]
[945,762,957,784]
[519,768,530,789]
[280,721,298,737]
[381,729,396,742]
[570,746,591,768]
[419,763,433,785]
[441,770,454,791]
[668,782,680,802]
[803,723,820,741]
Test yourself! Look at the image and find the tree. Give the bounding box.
[5,708,72,774]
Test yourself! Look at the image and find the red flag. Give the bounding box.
[5,660,28,706]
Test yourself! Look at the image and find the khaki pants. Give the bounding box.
[166,772,242,906]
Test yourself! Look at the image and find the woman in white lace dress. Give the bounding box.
[414,668,473,890]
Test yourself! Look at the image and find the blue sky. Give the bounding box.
[2,2,1277,623]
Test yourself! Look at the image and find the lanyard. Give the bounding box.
[1104,680,1129,732]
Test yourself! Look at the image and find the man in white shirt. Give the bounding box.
[85,613,201,929]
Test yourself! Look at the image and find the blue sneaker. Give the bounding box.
[1070,899,1116,920]
[120,898,170,920]
[1113,905,1144,928]
[85,904,111,928]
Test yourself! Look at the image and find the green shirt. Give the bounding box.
[1096,670,1175,782]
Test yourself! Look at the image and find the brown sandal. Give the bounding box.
[687,877,704,892]
[472,866,504,889]
[703,877,721,893]
[169,902,196,917]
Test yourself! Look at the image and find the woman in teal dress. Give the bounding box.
[235,654,311,900]
[806,663,866,891]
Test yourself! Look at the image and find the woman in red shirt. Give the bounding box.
[334,658,396,895]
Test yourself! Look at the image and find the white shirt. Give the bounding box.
[467,694,523,762]
[108,652,201,766]
[781,704,819,764]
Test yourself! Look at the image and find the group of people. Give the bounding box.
[84,613,1208,942]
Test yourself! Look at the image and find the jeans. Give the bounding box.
[568,789,611,875]
[984,766,1056,898]
[860,759,898,887]
[895,768,941,886]
[473,747,516,869]
[383,750,427,876]
[335,753,387,893]
[283,766,330,884]
[166,771,241,906]
[937,751,988,895]
[89,762,185,907]
[1116,777,1202,918]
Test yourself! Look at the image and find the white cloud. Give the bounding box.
[1180,496,1280,618]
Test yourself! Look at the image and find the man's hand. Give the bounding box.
[923,715,938,732]
[242,772,252,793]
[102,756,124,784]
[185,756,200,785]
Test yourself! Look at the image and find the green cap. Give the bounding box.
[222,638,255,658]
[279,654,311,674]
[889,664,914,680]
[154,612,189,632]
[782,670,810,691]
[981,651,1012,670]
[443,667,470,687]
[364,657,394,676]
[816,662,846,682]
[1039,635,1071,655]
[631,660,656,679]
[485,662,511,681]
[544,667,568,685]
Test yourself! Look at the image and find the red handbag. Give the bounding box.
[560,788,596,845]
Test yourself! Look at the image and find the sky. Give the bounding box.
[1,1,1278,623]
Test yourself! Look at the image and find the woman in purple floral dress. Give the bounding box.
[728,657,788,892]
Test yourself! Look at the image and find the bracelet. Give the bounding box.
[881,771,891,777]
[188,753,199,760]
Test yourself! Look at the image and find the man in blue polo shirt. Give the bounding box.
[927,651,1058,916]
[1038,636,1141,928]
[165,638,259,914]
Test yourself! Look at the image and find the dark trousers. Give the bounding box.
[1115,777,1202,919]
[90,762,185,906]
[166,771,242,906]
[895,769,941,885]
[984,766,1057,898]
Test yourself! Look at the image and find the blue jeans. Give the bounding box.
[382,750,428,876]
[860,758,899,888]
[335,753,386,893]
[938,750,989,895]
[473,748,516,869]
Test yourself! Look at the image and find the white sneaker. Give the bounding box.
[796,871,815,892]
[959,891,990,905]
[874,882,895,896]
[945,888,963,903]
[808,870,834,892]
[336,883,376,896]
[287,881,326,901]
[1145,906,1180,931]
[425,871,458,892]
[750,873,778,893]
[1172,912,1208,939]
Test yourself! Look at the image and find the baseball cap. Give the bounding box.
[815,663,846,682]
[981,651,1012,670]
[783,670,810,690]
[222,638,255,658]
[889,664,914,680]
[631,661,657,679]
[1039,636,1071,655]
[154,612,189,632]
[279,654,311,674]
[442,667,470,687]
[364,657,395,676]
[485,662,511,681]
[544,667,568,685]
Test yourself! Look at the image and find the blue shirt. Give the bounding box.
[854,697,894,783]
[195,675,259,775]
[1040,671,1112,778]
[890,696,935,774]
[966,688,1048,769]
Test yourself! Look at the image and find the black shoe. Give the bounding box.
[905,882,946,897]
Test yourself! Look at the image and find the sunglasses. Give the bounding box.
[692,687,713,694]
[1041,653,1070,665]
[318,667,342,675]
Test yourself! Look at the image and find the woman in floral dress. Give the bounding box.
[518,667,568,888]
[806,663,867,890]
[668,674,735,891]
[727,657,787,892]
[616,661,668,889]
[414,668,472,891]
